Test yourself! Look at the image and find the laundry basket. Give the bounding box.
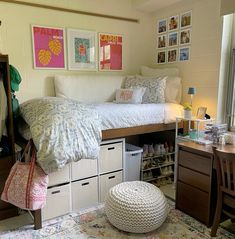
[125,143,143,181]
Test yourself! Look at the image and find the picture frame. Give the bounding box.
[197,107,207,119]
[157,34,167,49]
[31,25,66,69]
[157,19,167,34]
[168,31,178,47]
[180,28,191,45]
[180,10,192,29]
[179,47,190,61]
[168,15,179,31]
[157,50,166,64]
[167,48,178,63]
[99,33,123,71]
[67,28,97,71]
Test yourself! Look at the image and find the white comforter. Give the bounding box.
[94,102,183,129]
[20,97,102,174]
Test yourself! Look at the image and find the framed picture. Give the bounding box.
[99,33,123,71]
[168,15,179,31]
[197,107,207,119]
[157,51,166,64]
[157,19,167,34]
[179,47,190,61]
[180,28,191,45]
[180,10,192,29]
[168,31,178,47]
[67,29,97,71]
[157,34,167,48]
[167,48,178,63]
[31,25,66,69]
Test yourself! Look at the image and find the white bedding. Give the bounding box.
[93,102,183,130]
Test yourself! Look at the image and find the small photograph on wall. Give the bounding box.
[99,33,122,71]
[179,47,190,61]
[157,51,166,64]
[180,10,192,28]
[32,25,66,69]
[157,34,167,48]
[168,15,179,31]
[157,19,167,34]
[167,48,178,63]
[67,29,97,71]
[168,32,178,47]
[180,29,191,45]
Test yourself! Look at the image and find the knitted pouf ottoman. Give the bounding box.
[105,181,168,233]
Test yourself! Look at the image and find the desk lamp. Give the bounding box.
[188,87,196,107]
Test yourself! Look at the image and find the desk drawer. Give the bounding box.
[176,181,210,225]
[178,150,211,175]
[178,166,210,192]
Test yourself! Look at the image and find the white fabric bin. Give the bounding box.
[125,143,143,181]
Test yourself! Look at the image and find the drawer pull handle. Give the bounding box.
[51,190,60,194]
[108,147,115,150]
[108,176,115,179]
[82,182,90,186]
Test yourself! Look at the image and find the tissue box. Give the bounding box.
[224,132,235,145]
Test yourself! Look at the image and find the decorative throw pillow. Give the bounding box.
[115,87,146,104]
[124,76,166,103]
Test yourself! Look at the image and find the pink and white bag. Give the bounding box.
[1,139,48,210]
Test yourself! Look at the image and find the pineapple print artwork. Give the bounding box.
[32,26,65,68]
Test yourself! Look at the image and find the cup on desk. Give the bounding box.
[189,129,197,140]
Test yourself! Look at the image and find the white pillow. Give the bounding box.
[115,88,146,104]
[141,65,179,77]
[124,76,166,103]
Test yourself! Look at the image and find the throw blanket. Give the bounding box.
[20,97,102,174]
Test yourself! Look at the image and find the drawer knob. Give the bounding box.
[82,182,90,186]
[51,190,60,194]
[108,176,115,179]
[108,147,115,150]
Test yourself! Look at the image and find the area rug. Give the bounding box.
[0,200,234,239]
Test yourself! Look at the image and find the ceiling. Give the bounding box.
[132,0,183,12]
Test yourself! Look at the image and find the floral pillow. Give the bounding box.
[115,87,146,104]
[124,76,166,103]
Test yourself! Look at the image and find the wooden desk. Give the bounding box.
[176,141,235,227]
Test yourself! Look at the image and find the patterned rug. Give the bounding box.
[0,200,234,239]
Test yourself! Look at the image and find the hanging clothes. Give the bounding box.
[0,78,8,141]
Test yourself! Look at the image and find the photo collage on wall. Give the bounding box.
[156,10,192,64]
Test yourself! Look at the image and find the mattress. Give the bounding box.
[19,102,183,140]
[94,102,183,130]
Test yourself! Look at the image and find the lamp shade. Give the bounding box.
[188,87,196,95]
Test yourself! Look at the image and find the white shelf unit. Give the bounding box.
[42,138,125,221]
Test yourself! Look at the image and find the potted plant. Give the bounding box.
[183,102,192,119]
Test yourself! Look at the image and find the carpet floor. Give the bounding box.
[0,200,234,239]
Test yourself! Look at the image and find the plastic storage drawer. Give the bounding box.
[99,170,123,202]
[48,164,70,187]
[71,158,98,181]
[99,142,123,174]
[71,176,98,211]
[42,183,71,221]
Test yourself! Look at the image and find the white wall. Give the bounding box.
[152,0,223,118]
[0,0,153,102]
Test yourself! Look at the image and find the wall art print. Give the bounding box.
[32,25,66,69]
[99,33,122,71]
[67,29,97,71]
[157,19,167,34]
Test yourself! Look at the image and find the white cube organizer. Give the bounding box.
[71,158,98,181]
[72,176,99,211]
[48,164,70,187]
[42,183,71,221]
[99,142,123,174]
[99,171,123,202]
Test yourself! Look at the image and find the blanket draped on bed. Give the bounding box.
[20,97,102,174]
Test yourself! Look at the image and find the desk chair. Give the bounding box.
[211,147,235,237]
